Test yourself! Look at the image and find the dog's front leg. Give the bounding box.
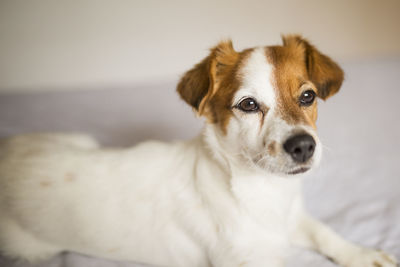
[291,211,398,267]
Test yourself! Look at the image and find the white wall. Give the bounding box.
[1,0,399,93]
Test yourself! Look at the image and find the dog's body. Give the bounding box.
[0,36,397,267]
[0,132,302,267]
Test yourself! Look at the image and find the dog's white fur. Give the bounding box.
[0,42,397,267]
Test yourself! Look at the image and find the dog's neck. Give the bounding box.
[200,124,261,175]
[195,124,302,228]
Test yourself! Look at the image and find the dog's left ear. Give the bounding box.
[177,40,239,116]
[282,35,344,100]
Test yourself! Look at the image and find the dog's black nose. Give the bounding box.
[283,134,316,163]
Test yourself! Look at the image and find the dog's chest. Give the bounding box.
[231,174,302,233]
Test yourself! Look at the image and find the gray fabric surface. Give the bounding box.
[0,60,399,266]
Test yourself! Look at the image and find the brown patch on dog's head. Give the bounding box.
[267,35,344,127]
[177,41,250,133]
[282,35,344,100]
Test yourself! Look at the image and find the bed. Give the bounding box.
[0,59,399,267]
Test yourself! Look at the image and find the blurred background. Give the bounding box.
[1,0,400,93]
[0,1,400,267]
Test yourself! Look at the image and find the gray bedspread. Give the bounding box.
[0,60,399,266]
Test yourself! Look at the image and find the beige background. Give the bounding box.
[1,0,399,93]
[0,2,400,267]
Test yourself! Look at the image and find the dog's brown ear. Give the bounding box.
[177,40,239,115]
[282,35,344,100]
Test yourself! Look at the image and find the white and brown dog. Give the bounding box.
[0,35,397,267]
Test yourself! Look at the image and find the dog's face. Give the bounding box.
[177,35,344,176]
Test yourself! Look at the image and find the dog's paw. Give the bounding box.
[346,248,398,267]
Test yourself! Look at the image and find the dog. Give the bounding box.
[0,35,398,267]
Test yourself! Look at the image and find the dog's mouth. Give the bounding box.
[287,167,310,175]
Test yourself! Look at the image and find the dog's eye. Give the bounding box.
[299,90,316,106]
[237,98,259,112]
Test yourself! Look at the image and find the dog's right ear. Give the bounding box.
[177,41,239,116]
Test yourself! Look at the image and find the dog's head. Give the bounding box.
[177,35,344,176]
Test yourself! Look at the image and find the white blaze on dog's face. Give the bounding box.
[177,35,344,176]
